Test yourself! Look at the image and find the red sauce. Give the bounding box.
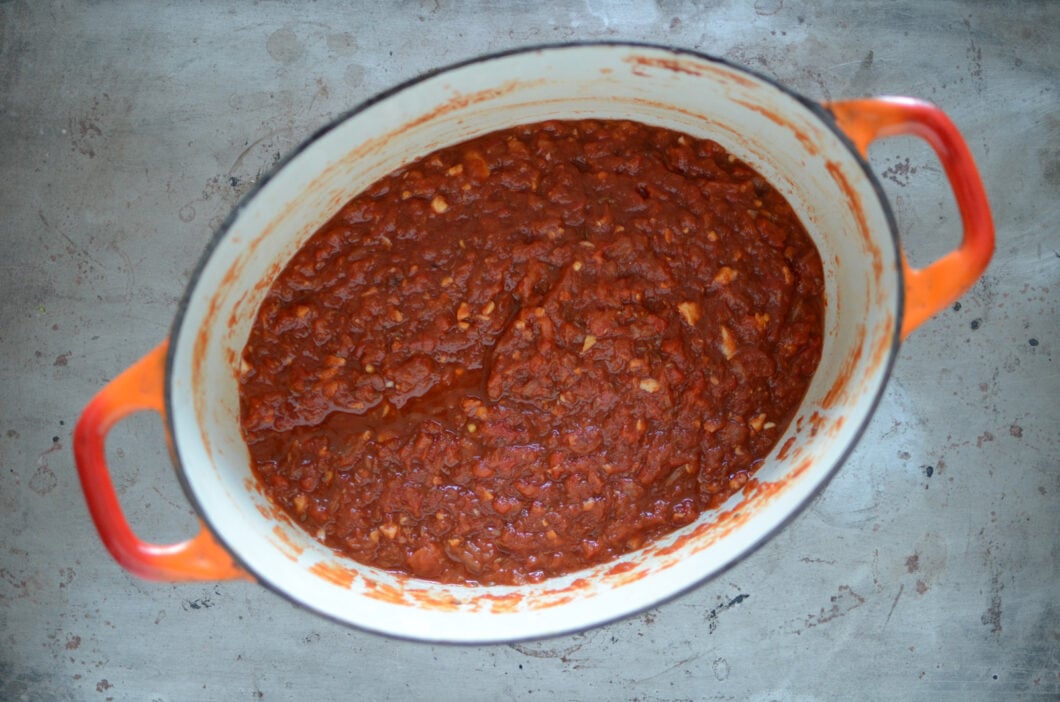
[239,119,824,585]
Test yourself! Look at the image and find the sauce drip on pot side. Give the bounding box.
[239,119,824,585]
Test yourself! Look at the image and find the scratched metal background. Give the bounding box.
[1,1,1057,700]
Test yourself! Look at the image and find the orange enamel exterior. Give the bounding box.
[826,97,995,338]
[72,341,247,581]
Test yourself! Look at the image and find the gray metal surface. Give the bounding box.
[1,1,1056,700]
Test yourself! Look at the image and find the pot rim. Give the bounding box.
[164,40,904,643]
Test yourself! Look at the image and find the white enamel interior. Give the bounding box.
[167,44,900,642]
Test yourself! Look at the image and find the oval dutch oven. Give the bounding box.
[73,43,993,643]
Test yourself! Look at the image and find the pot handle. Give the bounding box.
[826,97,994,338]
[73,341,248,581]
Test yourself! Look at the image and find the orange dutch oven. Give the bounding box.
[73,43,992,642]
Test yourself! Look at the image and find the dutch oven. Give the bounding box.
[73,43,993,643]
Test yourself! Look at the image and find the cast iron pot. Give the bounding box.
[74,43,993,643]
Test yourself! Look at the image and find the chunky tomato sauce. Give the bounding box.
[239,119,824,585]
